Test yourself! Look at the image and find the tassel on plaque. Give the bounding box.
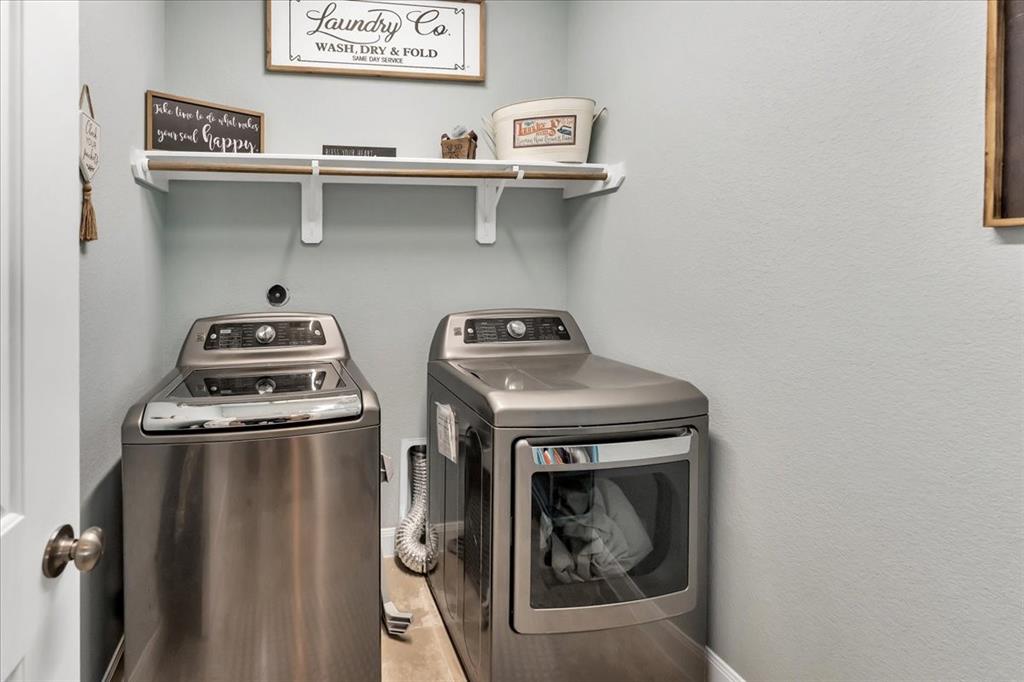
[80,181,98,241]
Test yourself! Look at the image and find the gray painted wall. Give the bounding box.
[565,2,1023,680]
[161,0,570,527]
[79,2,165,680]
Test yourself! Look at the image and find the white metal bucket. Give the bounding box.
[488,97,603,163]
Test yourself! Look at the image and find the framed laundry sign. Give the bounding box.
[265,0,485,82]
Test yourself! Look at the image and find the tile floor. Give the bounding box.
[382,558,466,682]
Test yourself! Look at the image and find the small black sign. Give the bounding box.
[146,90,264,153]
[322,145,397,157]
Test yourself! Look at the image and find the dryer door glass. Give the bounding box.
[529,460,687,608]
[513,432,699,634]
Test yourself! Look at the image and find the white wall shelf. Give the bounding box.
[130,150,625,245]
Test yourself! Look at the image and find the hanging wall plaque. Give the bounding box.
[79,85,100,241]
[266,0,485,82]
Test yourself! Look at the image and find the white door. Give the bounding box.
[1,2,83,680]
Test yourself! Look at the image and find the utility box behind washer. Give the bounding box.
[122,313,381,682]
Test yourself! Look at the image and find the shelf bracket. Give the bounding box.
[301,160,323,244]
[475,165,521,245]
[129,148,168,192]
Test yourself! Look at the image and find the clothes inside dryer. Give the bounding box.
[537,476,653,582]
[529,460,689,609]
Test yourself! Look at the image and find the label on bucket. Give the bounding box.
[513,115,577,148]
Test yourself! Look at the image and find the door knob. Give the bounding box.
[41,524,104,578]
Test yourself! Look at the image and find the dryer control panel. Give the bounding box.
[463,316,571,343]
[430,309,589,360]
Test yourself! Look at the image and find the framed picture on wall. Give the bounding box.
[985,0,1024,226]
[145,90,265,153]
[265,0,485,82]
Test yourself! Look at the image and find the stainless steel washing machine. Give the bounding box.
[426,309,709,682]
[122,312,381,682]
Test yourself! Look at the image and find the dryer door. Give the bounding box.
[512,430,699,634]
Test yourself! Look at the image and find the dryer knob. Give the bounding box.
[507,320,527,339]
[255,324,277,344]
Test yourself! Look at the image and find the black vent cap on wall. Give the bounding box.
[267,284,289,307]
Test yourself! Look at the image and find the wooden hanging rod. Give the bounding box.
[145,160,609,182]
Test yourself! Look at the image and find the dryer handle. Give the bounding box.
[520,429,694,470]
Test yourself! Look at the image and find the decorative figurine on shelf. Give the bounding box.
[441,125,478,159]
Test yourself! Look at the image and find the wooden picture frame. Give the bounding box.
[265,0,485,82]
[145,90,265,153]
[985,0,1024,226]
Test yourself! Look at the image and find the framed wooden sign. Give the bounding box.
[266,0,485,82]
[145,90,265,153]
[985,0,1024,226]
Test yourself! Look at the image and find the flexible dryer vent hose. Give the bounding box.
[395,444,439,574]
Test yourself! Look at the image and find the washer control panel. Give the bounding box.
[463,316,570,344]
[203,320,326,350]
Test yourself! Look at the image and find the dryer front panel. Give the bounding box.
[511,429,699,634]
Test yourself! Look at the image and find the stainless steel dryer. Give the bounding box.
[427,309,709,682]
[122,312,381,682]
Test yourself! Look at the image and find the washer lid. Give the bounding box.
[431,354,708,427]
[142,363,363,432]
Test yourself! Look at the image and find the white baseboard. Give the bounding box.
[707,647,745,682]
[381,526,395,558]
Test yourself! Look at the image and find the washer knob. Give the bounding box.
[507,320,527,339]
[255,377,276,395]
[255,324,276,344]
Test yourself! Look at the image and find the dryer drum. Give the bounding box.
[395,444,439,573]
